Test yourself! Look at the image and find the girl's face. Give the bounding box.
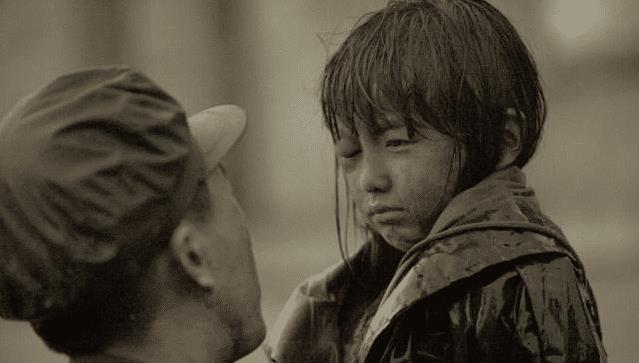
[334,117,463,251]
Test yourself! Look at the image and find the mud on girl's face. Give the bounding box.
[334,117,464,251]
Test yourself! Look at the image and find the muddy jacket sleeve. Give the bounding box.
[371,255,607,363]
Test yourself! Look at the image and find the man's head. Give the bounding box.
[0,66,264,361]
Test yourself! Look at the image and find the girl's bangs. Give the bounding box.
[321,8,460,142]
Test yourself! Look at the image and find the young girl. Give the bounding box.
[267,1,606,362]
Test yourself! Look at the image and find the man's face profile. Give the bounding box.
[197,166,265,355]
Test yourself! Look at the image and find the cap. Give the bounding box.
[188,104,247,173]
[0,66,246,321]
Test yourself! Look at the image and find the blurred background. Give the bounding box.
[0,0,637,362]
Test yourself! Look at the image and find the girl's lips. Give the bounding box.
[368,204,403,215]
[369,208,406,224]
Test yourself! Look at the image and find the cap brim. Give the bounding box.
[187,105,247,172]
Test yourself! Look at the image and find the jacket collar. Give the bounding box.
[431,165,534,233]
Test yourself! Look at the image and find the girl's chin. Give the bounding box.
[377,228,426,252]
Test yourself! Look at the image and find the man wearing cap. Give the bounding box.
[0,66,265,362]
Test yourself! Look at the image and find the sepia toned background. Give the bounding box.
[1,0,637,362]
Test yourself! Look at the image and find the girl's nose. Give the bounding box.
[359,154,391,193]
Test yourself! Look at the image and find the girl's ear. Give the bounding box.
[169,220,215,290]
[495,109,523,170]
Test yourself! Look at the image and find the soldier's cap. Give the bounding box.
[0,66,246,321]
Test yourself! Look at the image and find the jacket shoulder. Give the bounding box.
[361,230,588,360]
[376,229,573,324]
[470,255,606,362]
[369,255,607,362]
[513,255,606,360]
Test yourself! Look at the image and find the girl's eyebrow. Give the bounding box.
[379,125,404,131]
[371,113,408,133]
[374,124,407,136]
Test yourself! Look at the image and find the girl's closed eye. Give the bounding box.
[382,127,415,150]
[385,139,412,149]
[335,139,361,159]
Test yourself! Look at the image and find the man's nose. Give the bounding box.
[359,154,391,193]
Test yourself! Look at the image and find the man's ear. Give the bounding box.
[169,219,215,290]
[495,108,523,170]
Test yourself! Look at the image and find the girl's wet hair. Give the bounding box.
[321,0,546,188]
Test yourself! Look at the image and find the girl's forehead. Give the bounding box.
[335,112,410,137]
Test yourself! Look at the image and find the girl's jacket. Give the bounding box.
[266,167,606,362]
